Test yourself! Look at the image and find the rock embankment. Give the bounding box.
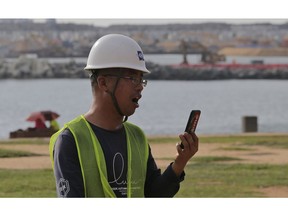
[146,63,288,80]
[0,55,87,79]
[1,56,288,80]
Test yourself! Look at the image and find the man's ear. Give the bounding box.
[97,76,109,92]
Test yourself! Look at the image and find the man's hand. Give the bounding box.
[172,132,199,176]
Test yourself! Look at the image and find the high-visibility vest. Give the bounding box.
[49,115,149,197]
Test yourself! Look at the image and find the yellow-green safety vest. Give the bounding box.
[49,115,149,197]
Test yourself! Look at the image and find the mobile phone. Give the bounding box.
[180,110,201,149]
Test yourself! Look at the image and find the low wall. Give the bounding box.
[2,59,288,80]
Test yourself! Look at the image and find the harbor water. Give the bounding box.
[0,79,288,139]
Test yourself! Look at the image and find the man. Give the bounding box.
[49,34,198,197]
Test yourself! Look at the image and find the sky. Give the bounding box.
[3,0,288,27]
[55,18,288,27]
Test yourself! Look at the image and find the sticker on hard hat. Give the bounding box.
[137,51,144,61]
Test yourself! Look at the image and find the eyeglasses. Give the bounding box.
[104,75,148,87]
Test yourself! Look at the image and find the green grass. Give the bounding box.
[0,163,286,197]
[3,134,288,147]
[0,169,56,197]
[200,135,288,148]
[148,136,179,144]
[0,148,41,158]
[176,163,288,198]
[218,147,253,151]
[154,156,242,163]
[148,134,288,197]
[192,156,242,163]
[148,134,288,149]
[0,135,287,197]
[0,138,49,145]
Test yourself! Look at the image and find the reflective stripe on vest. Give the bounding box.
[49,115,149,197]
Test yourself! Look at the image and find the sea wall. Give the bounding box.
[0,57,87,79]
[146,63,288,80]
[1,57,288,80]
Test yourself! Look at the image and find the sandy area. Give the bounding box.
[0,144,51,169]
[0,138,288,197]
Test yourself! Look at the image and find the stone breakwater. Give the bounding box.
[1,56,288,80]
[146,63,288,80]
[0,56,87,79]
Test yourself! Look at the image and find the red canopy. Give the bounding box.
[26,111,60,122]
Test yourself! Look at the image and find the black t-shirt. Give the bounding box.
[53,121,184,197]
[88,123,128,197]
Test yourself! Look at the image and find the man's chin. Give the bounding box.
[126,110,136,117]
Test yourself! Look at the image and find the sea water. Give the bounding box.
[1,79,288,139]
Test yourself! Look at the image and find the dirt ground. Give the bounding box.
[0,139,288,197]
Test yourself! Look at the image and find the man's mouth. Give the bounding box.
[132,95,141,105]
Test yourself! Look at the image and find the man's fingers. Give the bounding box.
[190,132,199,152]
[179,132,199,153]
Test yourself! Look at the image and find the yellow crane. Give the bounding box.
[179,40,225,64]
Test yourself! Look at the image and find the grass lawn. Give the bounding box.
[1,162,287,198]
[176,163,288,197]
[0,134,287,197]
[0,169,56,197]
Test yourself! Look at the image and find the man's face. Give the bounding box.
[113,69,145,117]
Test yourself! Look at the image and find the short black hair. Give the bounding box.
[89,69,99,87]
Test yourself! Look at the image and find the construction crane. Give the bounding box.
[179,40,225,64]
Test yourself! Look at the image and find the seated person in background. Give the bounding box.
[35,118,47,129]
[50,119,60,131]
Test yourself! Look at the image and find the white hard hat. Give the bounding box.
[84,34,150,73]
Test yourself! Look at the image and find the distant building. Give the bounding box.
[0,19,33,24]
[45,19,57,25]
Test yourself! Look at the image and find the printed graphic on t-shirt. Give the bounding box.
[109,152,127,196]
[108,152,142,197]
[58,178,70,197]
